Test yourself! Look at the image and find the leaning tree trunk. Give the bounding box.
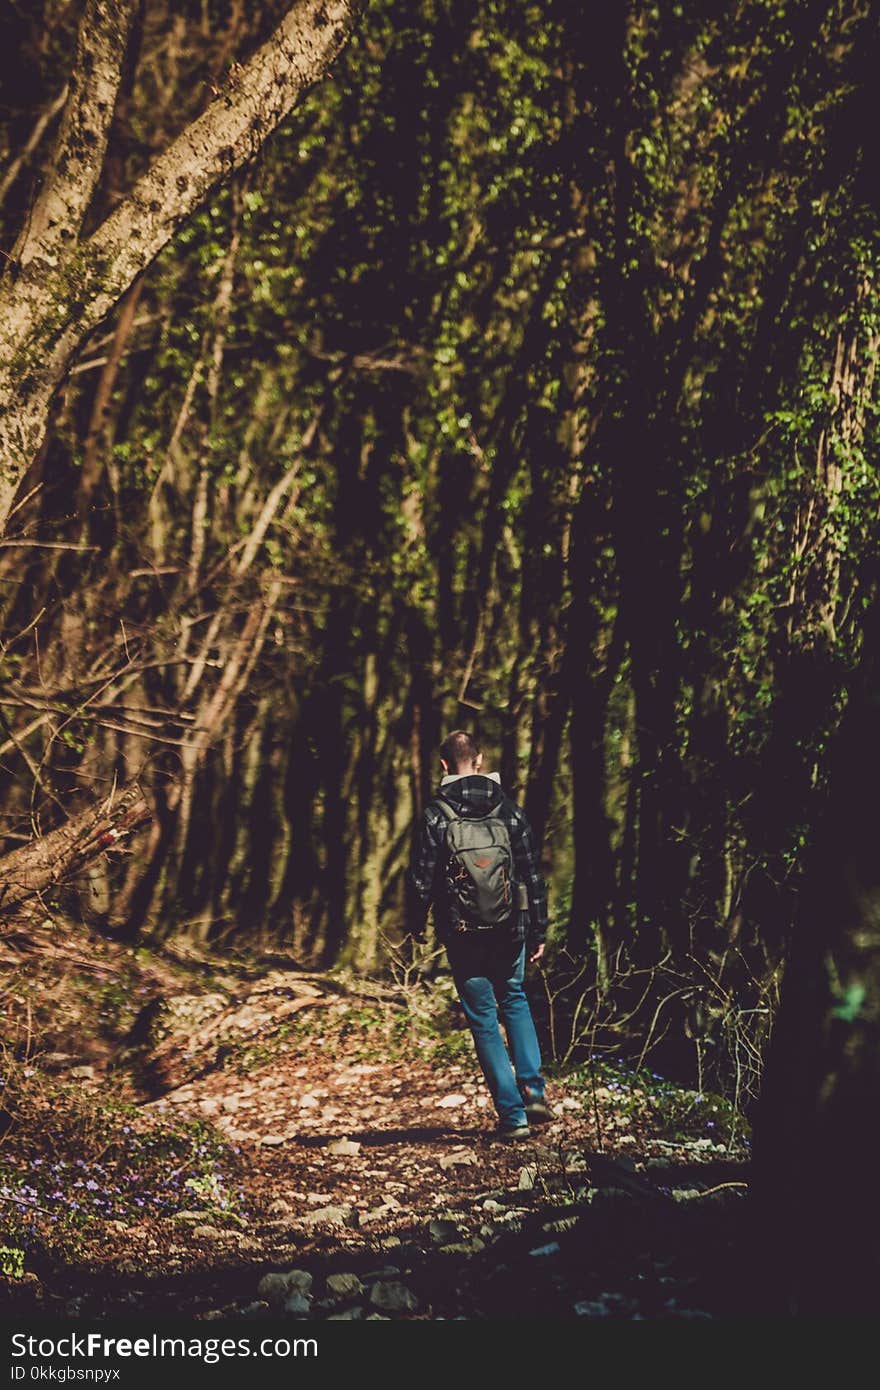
[0,0,360,533]
[0,781,151,918]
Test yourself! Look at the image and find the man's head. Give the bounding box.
[439,729,483,776]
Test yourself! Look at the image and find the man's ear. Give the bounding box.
[475,751,484,771]
[440,757,449,774]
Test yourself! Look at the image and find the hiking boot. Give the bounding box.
[494,1123,531,1143]
[523,1095,555,1125]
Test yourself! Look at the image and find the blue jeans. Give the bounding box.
[446,934,545,1128]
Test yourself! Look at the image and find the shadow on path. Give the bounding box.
[292,1126,482,1148]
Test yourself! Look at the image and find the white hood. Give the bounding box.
[440,771,501,787]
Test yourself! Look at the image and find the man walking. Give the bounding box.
[407,730,553,1141]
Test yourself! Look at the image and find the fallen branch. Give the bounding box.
[684,1182,749,1200]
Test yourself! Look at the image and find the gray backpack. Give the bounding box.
[437,799,524,931]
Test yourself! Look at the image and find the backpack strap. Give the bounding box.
[435,798,458,822]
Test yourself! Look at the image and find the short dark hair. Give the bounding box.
[439,729,481,772]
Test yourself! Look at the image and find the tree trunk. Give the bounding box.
[751,566,880,1316]
[0,781,151,917]
[0,0,360,533]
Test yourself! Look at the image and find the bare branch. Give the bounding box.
[0,84,69,211]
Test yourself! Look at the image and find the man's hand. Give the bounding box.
[529,943,545,964]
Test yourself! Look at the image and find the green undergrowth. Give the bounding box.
[0,1068,247,1268]
[228,979,475,1074]
[562,1055,749,1153]
[230,1001,475,1073]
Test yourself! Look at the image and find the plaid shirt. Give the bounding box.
[406,774,549,947]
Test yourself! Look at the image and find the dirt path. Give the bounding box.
[1,948,752,1321]
[26,1056,749,1321]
